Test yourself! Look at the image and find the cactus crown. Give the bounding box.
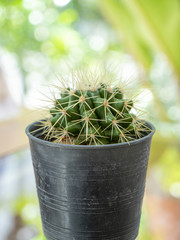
[37,69,151,145]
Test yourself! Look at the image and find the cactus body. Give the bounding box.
[38,69,151,145]
[42,79,149,145]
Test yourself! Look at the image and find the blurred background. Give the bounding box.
[0,0,180,239]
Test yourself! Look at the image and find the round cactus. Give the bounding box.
[39,69,150,145]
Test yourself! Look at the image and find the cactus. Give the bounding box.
[38,69,151,145]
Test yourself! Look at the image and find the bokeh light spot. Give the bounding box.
[22,204,39,220]
[23,0,46,11]
[44,8,59,24]
[59,9,78,25]
[29,10,44,25]
[89,36,107,51]
[53,0,71,7]
[170,182,180,198]
[167,106,180,121]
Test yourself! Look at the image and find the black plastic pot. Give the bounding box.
[26,121,155,240]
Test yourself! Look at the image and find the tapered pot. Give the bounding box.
[26,120,155,240]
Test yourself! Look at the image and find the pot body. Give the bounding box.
[26,121,155,240]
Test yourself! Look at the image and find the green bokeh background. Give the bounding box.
[0,0,180,239]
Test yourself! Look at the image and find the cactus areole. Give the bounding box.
[26,70,155,240]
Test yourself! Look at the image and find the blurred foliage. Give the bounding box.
[0,0,120,92]
[99,0,180,81]
[98,0,180,134]
[13,195,42,232]
[138,207,152,240]
[157,147,180,193]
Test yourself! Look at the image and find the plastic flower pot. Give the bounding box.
[26,120,155,240]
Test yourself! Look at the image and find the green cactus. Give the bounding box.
[39,70,151,145]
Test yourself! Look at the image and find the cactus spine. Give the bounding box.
[39,70,150,145]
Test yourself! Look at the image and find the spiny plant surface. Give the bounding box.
[37,69,151,145]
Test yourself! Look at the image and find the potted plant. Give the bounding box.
[26,69,155,240]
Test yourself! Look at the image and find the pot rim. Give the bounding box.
[25,120,155,149]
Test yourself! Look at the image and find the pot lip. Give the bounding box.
[25,120,155,149]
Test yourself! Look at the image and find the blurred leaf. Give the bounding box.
[99,0,180,80]
[98,0,155,69]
